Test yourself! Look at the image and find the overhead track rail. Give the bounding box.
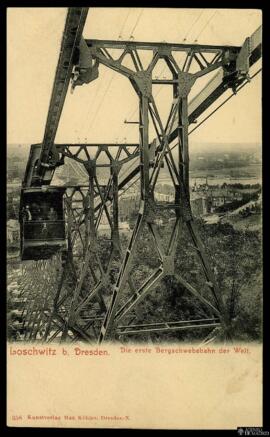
[23,7,89,188]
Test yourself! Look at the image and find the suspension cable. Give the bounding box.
[182,9,205,41]
[118,9,131,39]
[129,8,144,39]
[193,10,217,42]
[188,68,262,136]
[84,9,145,134]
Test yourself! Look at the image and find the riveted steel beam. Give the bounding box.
[26,8,89,187]
[86,39,240,53]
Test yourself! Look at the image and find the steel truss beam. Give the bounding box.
[89,58,226,343]
[117,319,221,336]
[62,38,248,344]
[85,39,240,51]
[19,143,140,343]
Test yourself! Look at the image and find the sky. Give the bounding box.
[7,8,262,152]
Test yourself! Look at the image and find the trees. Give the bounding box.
[118,217,262,342]
[188,220,262,340]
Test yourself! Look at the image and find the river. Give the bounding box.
[159,176,262,186]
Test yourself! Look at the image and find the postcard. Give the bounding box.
[7,7,263,430]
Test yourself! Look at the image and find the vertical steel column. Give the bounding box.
[61,167,97,340]
[98,85,150,343]
[179,96,190,199]
[175,74,230,334]
[42,266,66,342]
[139,95,150,201]
[87,167,96,246]
[83,191,91,256]
[111,165,120,251]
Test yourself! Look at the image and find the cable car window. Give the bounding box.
[20,187,67,260]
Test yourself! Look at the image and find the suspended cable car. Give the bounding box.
[19,186,67,261]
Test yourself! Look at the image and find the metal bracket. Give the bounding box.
[131,71,152,97]
[71,38,99,92]
[143,199,158,224]
[177,72,196,97]
[236,37,251,76]
[40,145,61,169]
[163,256,175,275]
[157,46,171,57]
[111,161,122,174]
[83,160,97,175]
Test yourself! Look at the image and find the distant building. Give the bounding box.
[190,192,208,217]
[209,190,230,207]
[154,192,174,203]
[207,188,242,210]
[7,189,20,219]
[7,159,25,181]
[190,182,245,213]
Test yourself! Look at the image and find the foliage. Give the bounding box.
[119,217,262,342]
